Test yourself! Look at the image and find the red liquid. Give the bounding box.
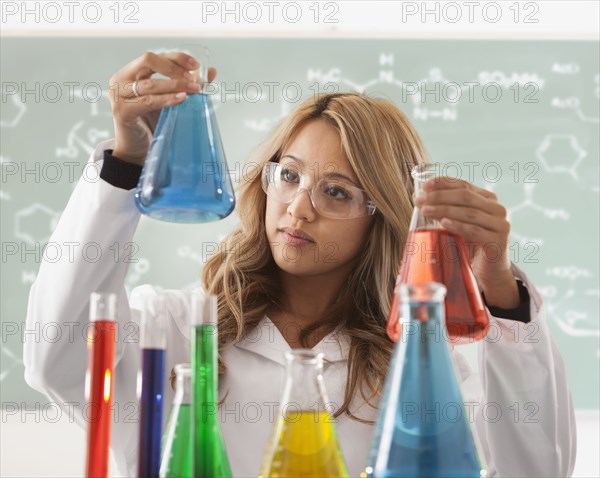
[387,229,489,344]
[85,320,116,478]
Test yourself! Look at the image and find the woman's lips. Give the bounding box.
[279,229,315,247]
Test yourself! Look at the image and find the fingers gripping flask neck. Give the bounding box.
[386,163,489,344]
[134,46,236,223]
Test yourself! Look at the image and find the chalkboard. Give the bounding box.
[1,37,598,409]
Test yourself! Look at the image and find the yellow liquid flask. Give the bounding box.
[259,349,348,478]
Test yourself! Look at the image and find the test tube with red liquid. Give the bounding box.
[85,292,117,478]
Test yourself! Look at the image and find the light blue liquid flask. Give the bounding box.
[134,47,236,223]
[365,283,483,478]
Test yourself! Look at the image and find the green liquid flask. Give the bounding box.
[259,349,348,478]
[160,363,192,478]
[190,294,232,477]
[365,283,482,478]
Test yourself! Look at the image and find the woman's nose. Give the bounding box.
[287,188,317,222]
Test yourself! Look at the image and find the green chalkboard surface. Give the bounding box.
[1,38,598,408]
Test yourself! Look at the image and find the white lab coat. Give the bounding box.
[24,139,576,478]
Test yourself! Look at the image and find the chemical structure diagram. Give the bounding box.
[506,182,571,222]
[14,202,60,286]
[243,52,553,131]
[54,86,113,160]
[535,134,588,181]
[550,64,599,124]
[55,121,110,160]
[504,130,598,346]
[538,266,600,358]
[14,203,60,244]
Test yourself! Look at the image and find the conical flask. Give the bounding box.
[387,163,489,344]
[134,46,236,223]
[160,363,193,478]
[365,283,482,478]
[259,349,348,478]
[190,294,232,477]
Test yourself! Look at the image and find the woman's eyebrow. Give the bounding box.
[281,154,359,186]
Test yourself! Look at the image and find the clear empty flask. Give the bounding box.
[259,350,348,478]
[134,46,236,223]
[365,283,482,478]
[387,163,489,344]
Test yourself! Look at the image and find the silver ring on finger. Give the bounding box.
[132,80,140,98]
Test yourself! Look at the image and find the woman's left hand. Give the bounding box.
[415,177,520,308]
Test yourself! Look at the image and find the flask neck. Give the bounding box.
[410,164,445,231]
[173,364,192,405]
[282,350,328,411]
[412,164,440,193]
[396,282,446,328]
[188,64,209,94]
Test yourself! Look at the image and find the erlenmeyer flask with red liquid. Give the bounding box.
[386,163,489,344]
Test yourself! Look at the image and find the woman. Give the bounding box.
[24,51,576,477]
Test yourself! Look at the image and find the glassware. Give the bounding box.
[85,292,117,478]
[365,283,482,478]
[134,45,236,223]
[261,161,377,219]
[160,364,193,478]
[386,163,489,344]
[259,349,348,478]
[137,295,167,478]
[190,294,232,477]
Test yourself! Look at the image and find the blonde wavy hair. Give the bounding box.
[200,92,427,420]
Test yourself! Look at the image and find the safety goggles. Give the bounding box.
[261,161,377,220]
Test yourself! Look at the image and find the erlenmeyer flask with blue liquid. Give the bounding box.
[364,283,483,478]
[134,46,236,223]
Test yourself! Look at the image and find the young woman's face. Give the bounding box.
[265,119,374,278]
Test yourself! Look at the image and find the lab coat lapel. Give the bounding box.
[234,316,350,365]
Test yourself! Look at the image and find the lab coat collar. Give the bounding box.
[233,316,351,366]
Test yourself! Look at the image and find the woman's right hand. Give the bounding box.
[108,51,217,165]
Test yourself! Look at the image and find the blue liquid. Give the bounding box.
[135,93,236,223]
[366,302,481,478]
[138,348,166,478]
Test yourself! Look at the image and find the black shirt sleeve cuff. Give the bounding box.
[100,149,143,190]
[482,279,531,324]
